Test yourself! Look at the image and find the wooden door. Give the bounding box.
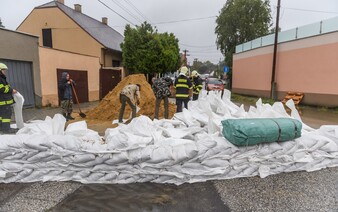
[57,69,88,104]
[100,68,121,99]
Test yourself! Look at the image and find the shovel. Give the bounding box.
[71,83,86,118]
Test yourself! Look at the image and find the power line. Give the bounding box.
[154,16,216,25]
[107,0,143,24]
[190,49,221,53]
[180,43,217,48]
[97,0,135,26]
[273,5,338,14]
[123,0,152,24]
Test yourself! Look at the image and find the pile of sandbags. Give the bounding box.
[0,91,337,185]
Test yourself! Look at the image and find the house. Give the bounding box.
[17,0,125,106]
[233,16,338,107]
[0,28,40,107]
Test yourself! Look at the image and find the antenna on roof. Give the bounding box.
[0,18,5,28]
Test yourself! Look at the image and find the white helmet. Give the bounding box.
[180,66,188,75]
[191,70,199,77]
[0,63,8,70]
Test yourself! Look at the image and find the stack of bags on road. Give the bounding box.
[0,91,337,185]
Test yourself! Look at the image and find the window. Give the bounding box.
[112,60,120,67]
[42,28,52,48]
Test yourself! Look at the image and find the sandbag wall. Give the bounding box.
[0,91,337,185]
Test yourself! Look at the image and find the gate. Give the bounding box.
[100,68,121,99]
[0,59,35,107]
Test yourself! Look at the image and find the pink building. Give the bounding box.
[233,17,338,107]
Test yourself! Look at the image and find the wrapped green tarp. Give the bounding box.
[221,118,302,146]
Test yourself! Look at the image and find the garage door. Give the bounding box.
[0,59,35,107]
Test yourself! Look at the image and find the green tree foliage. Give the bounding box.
[215,0,272,67]
[120,22,180,74]
[192,60,218,75]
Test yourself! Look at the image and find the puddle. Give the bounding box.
[51,182,229,212]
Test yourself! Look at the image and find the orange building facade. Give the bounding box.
[233,25,338,107]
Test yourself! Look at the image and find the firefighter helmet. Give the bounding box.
[0,63,8,70]
[191,70,199,77]
[180,66,188,75]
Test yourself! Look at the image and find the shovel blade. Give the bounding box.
[79,112,86,118]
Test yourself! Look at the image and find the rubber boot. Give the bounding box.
[67,113,75,120]
[3,128,18,134]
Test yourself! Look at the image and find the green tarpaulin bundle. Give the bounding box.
[221,118,302,146]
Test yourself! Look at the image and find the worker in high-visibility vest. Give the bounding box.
[174,66,192,112]
[0,63,18,134]
[191,70,203,100]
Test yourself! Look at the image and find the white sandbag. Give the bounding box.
[148,145,174,164]
[99,172,119,181]
[66,154,96,163]
[123,132,153,150]
[65,120,88,136]
[0,134,28,150]
[162,127,201,139]
[173,109,200,127]
[128,146,153,163]
[201,158,230,168]
[17,117,54,135]
[0,162,23,172]
[12,92,25,129]
[49,135,82,151]
[318,125,338,144]
[104,152,129,165]
[127,115,157,137]
[171,140,198,163]
[5,169,33,183]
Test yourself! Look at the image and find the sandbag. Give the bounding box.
[221,118,302,146]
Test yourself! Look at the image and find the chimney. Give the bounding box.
[102,17,108,25]
[56,0,64,4]
[74,4,82,13]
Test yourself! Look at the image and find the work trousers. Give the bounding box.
[176,98,189,113]
[0,104,12,131]
[119,94,136,123]
[154,96,169,119]
[193,93,199,101]
[61,99,73,115]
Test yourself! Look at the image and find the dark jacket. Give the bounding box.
[0,72,14,105]
[152,77,172,99]
[192,76,203,95]
[174,74,192,99]
[58,72,75,100]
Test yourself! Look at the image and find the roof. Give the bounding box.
[36,1,124,52]
[0,27,39,38]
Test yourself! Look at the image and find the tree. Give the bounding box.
[120,22,180,75]
[215,0,272,67]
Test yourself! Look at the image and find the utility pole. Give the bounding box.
[270,0,281,100]
[183,49,189,66]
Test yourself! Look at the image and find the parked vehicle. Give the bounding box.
[200,74,209,81]
[206,77,224,97]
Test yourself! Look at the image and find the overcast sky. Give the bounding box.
[1,0,338,64]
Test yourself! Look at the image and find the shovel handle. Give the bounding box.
[71,83,82,113]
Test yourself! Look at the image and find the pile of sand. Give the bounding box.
[86,74,177,121]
